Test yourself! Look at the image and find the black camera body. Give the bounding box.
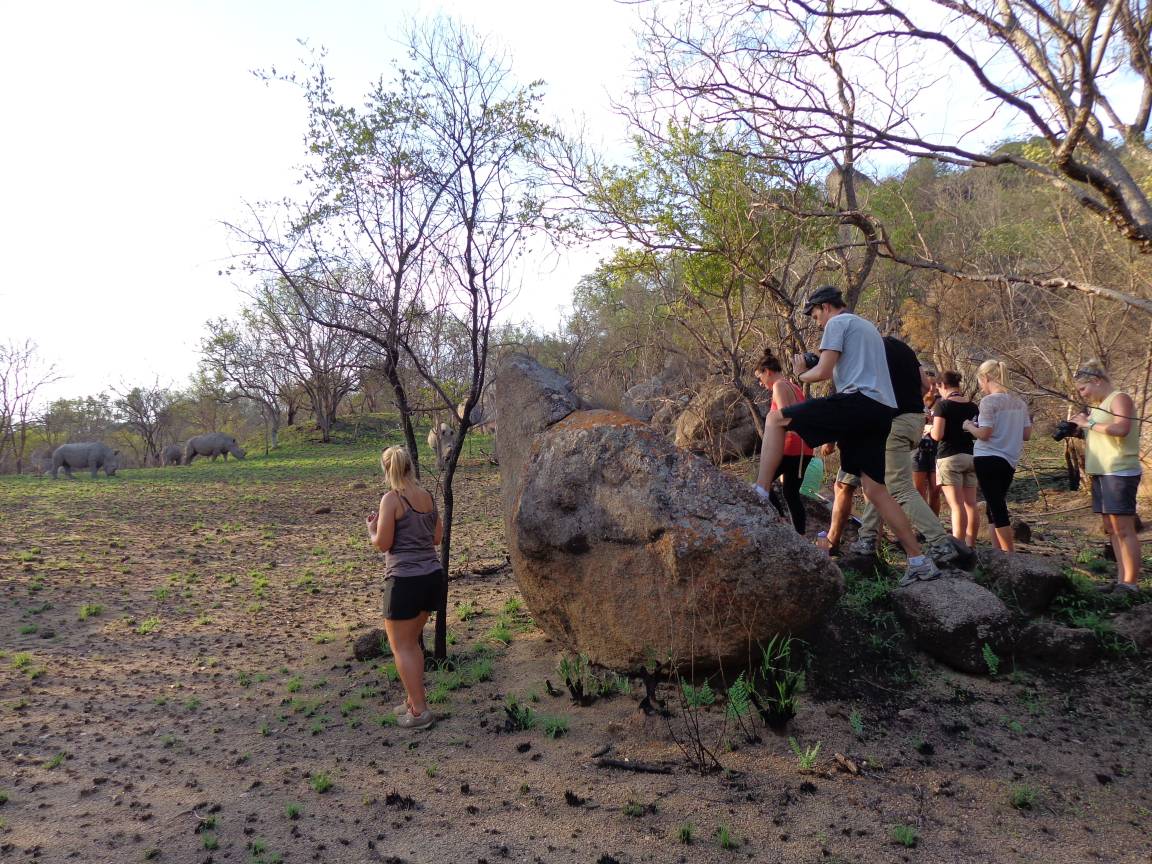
[1052,419,1083,442]
[802,351,820,370]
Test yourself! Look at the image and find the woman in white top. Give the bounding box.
[961,360,1031,553]
[1070,359,1143,593]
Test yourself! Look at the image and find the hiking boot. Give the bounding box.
[396,708,435,729]
[924,538,960,567]
[848,536,876,556]
[899,557,941,588]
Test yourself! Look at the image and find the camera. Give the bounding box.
[1052,419,1082,442]
[801,351,820,370]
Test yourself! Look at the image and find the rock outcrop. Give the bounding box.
[673,384,769,463]
[1016,621,1100,667]
[893,577,1014,673]
[493,354,843,673]
[976,549,1067,616]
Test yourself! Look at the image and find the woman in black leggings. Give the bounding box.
[754,347,814,534]
[962,360,1032,553]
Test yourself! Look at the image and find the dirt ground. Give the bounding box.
[1,440,1150,864]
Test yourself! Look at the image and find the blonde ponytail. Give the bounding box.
[380,445,415,492]
[976,358,1010,389]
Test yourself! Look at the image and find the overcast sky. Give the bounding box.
[0,0,639,402]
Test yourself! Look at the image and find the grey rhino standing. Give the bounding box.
[51,442,120,479]
[160,445,184,466]
[184,433,246,464]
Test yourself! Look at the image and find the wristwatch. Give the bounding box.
[1087,418,1098,430]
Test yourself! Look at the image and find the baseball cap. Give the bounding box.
[802,285,843,316]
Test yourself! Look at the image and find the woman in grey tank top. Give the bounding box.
[366,445,443,729]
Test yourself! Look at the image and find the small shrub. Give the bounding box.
[285,802,301,819]
[715,823,739,850]
[849,710,866,738]
[309,772,333,793]
[677,822,694,844]
[201,833,218,851]
[890,824,919,848]
[503,696,536,731]
[542,716,569,739]
[788,737,822,771]
[135,617,161,635]
[1009,783,1038,810]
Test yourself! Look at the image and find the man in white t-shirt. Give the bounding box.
[754,285,940,586]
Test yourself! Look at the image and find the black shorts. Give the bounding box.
[782,392,894,485]
[912,438,937,473]
[382,569,443,620]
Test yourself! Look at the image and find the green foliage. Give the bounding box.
[715,823,739,850]
[677,822,694,844]
[309,772,333,794]
[1009,784,1038,810]
[890,824,919,848]
[788,737,822,771]
[503,696,536,731]
[982,643,1000,676]
[542,715,569,739]
[848,710,866,738]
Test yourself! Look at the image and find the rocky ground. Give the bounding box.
[1,436,1150,864]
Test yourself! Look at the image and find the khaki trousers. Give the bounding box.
[859,411,949,546]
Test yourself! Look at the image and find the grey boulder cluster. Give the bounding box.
[492,354,843,673]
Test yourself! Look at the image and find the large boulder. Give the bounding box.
[976,549,1067,617]
[493,355,843,673]
[673,384,770,463]
[893,577,1014,673]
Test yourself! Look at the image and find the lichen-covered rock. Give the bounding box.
[493,353,843,673]
[673,384,769,463]
[1017,621,1100,667]
[893,577,1014,673]
[976,549,1067,616]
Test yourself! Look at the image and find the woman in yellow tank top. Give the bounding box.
[1070,359,1143,593]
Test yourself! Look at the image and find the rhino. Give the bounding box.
[51,442,120,479]
[184,433,246,464]
[427,422,457,470]
[160,445,184,466]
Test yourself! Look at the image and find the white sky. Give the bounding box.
[0,0,639,402]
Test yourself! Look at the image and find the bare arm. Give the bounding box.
[930,416,946,442]
[962,418,995,442]
[794,349,840,384]
[367,493,397,553]
[1074,393,1135,436]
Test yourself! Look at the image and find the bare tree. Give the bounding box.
[636,0,1152,312]
[113,383,180,467]
[0,340,59,475]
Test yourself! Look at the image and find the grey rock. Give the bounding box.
[1017,621,1100,667]
[352,628,388,662]
[620,355,701,424]
[51,442,120,479]
[976,549,1067,617]
[1113,603,1152,653]
[494,355,842,673]
[673,384,770,463]
[184,433,245,464]
[894,577,1014,673]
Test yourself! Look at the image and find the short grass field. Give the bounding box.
[1,425,1151,864]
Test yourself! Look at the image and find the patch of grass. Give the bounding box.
[677,822,694,844]
[135,616,161,635]
[503,696,536,731]
[10,653,32,670]
[622,799,649,818]
[313,632,334,644]
[1009,783,1039,810]
[848,710,865,738]
[890,824,919,848]
[425,762,438,778]
[18,624,36,635]
[982,643,1000,676]
[715,823,739,850]
[456,600,480,621]
[339,698,362,717]
[486,619,513,644]
[542,715,570,739]
[45,751,67,770]
[0,790,9,805]
[201,833,218,851]
[309,772,333,793]
[286,676,303,693]
[285,802,301,819]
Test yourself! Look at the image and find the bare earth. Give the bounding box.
[1,447,1150,864]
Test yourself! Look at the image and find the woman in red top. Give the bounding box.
[754,347,815,534]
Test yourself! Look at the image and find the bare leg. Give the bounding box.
[962,487,980,547]
[941,484,966,543]
[1109,514,1142,586]
[755,410,790,490]
[993,526,1015,554]
[827,481,856,548]
[860,475,923,557]
[384,612,430,714]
